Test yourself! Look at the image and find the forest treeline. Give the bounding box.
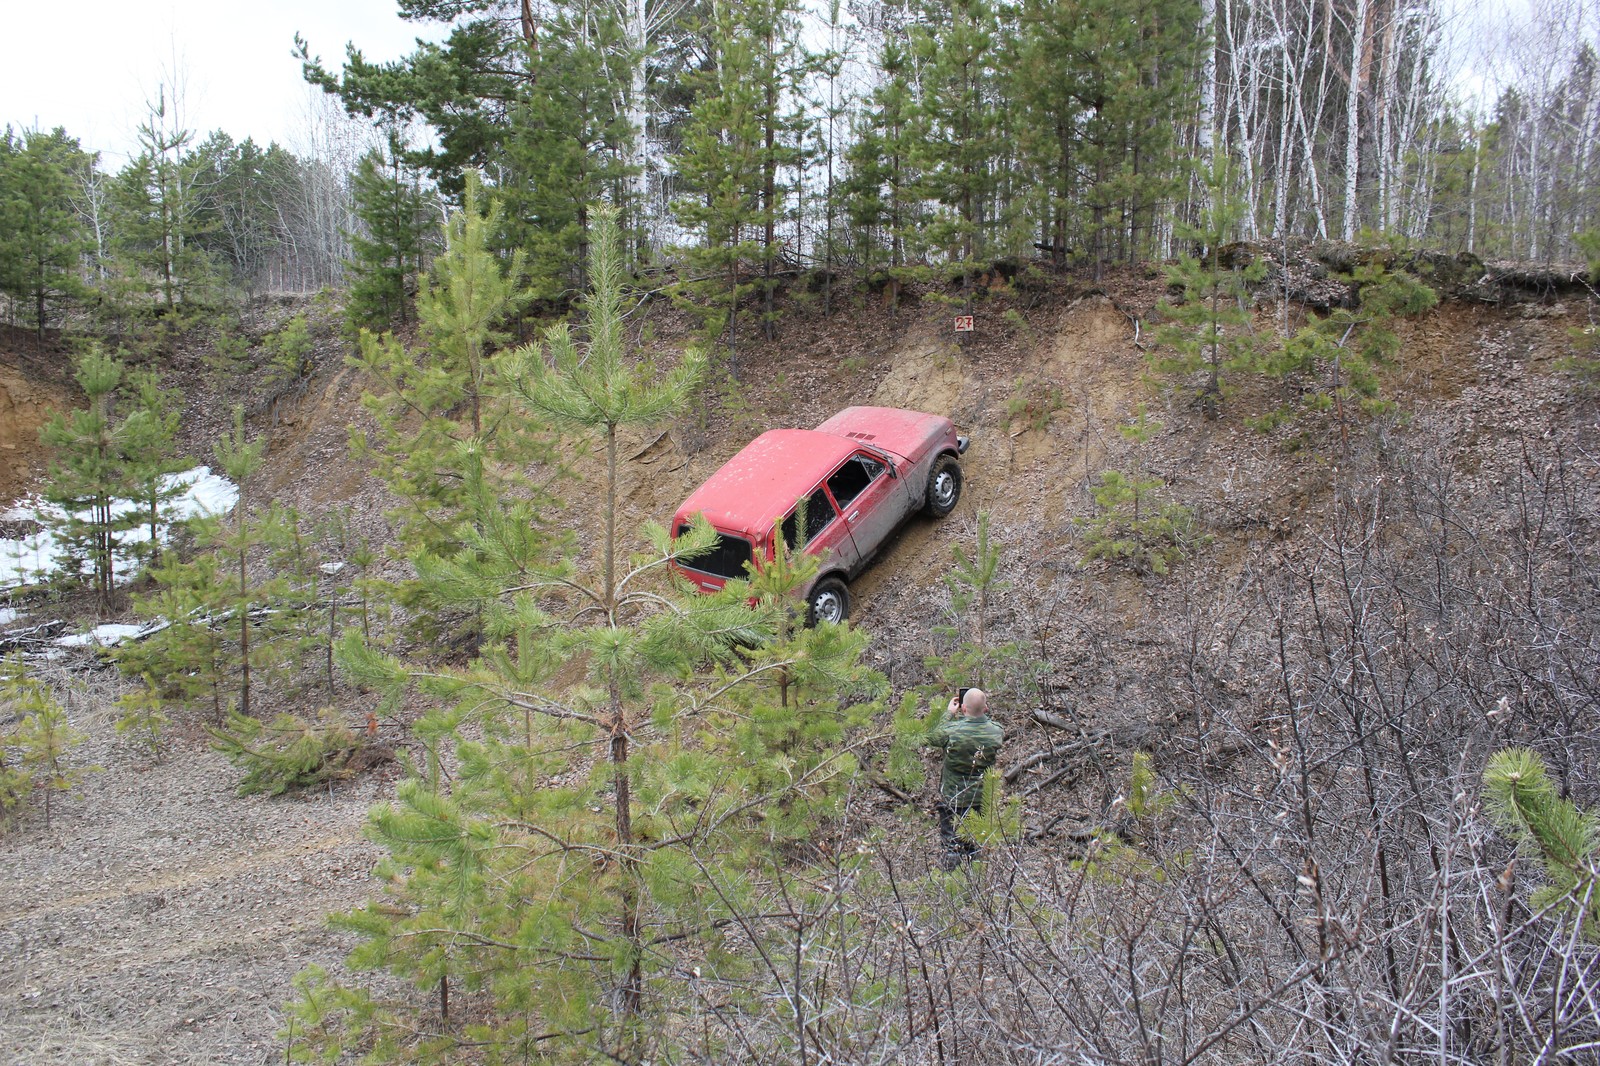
[4,0,1599,347]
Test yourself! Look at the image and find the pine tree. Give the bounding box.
[119,546,233,721]
[505,206,702,615]
[1151,158,1266,418]
[295,0,704,267]
[842,41,923,296]
[111,87,215,315]
[1484,747,1600,939]
[289,209,884,1063]
[907,0,1005,313]
[39,347,135,610]
[924,510,1027,695]
[213,407,271,719]
[1,657,93,832]
[498,10,630,305]
[806,0,852,315]
[1015,0,1203,272]
[672,0,768,369]
[1075,406,1204,575]
[119,366,190,571]
[1012,0,1091,269]
[345,135,433,330]
[748,0,809,342]
[350,174,535,573]
[113,677,170,760]
[0,126,89,342]
[1560,229,1599,386]
[1257,258,1438,439]
[40,353,188,602]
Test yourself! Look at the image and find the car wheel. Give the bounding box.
[806,577,850,627]
[923,455,963,518]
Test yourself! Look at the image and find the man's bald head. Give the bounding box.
[961,688,988,716]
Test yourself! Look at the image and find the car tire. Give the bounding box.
[806,577,850,627]
[923,455,963,518]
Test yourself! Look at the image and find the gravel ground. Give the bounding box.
[0,674,385,1066]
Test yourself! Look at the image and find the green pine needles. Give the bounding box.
[1151,158,1266,419]
[38,346,188,610]
[1076,408,1206,576]
[1558,229,1600,388]
[1,657,95,832]
[1483,747,1600,938]
[1254,257,1438,436]
[288,204,885,1064]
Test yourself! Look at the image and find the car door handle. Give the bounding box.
[847,510,860,522]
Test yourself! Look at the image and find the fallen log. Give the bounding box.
[1020,758,1089,798]
[0,619,67,652]
[1005,743,1080,784]
[868,775,916,805]
[1031,707,1076,731]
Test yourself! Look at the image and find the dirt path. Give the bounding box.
[0,692,384,1066]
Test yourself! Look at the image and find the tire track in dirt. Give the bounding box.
[0,829,360,924]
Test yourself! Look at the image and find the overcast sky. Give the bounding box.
[0,0,442,165]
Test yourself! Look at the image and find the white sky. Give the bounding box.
[0,0,1570,170]
[0,0,443,166]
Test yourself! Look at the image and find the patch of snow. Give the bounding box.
[0,467,238,592]
[56,623,149,648]
[0,607,20,625]
[179,467,240,519]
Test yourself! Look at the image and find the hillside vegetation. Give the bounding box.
[2,220,1598,1062]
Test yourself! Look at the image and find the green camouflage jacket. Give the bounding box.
[925,713,1004,807]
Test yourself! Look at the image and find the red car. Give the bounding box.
[670,406,969,624]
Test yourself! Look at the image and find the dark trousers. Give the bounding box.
[935,799,981,859]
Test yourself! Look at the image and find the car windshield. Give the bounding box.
[676,526,754,579]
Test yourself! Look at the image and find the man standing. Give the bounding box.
[925,687,1004,868]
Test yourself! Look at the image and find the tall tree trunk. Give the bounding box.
[1342,0,1371,240]
[762,33,778,343]
[609,675,642,1038]
[238,540,251,719]
[626,0,652,253]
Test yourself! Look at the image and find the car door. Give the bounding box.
[780,483,861,575]
[825,452,908,572]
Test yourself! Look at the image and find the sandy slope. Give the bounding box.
[0,272,1586,1063]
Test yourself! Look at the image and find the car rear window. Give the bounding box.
[676,525,754,579]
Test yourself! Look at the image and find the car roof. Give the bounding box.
[675,429,863,539]
[814,406,944,456]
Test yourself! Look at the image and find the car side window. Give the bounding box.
[780,487,837,550]
[826,455,883,510]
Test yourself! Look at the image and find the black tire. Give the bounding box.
[806,577,850,627]
[923,455,963,518]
